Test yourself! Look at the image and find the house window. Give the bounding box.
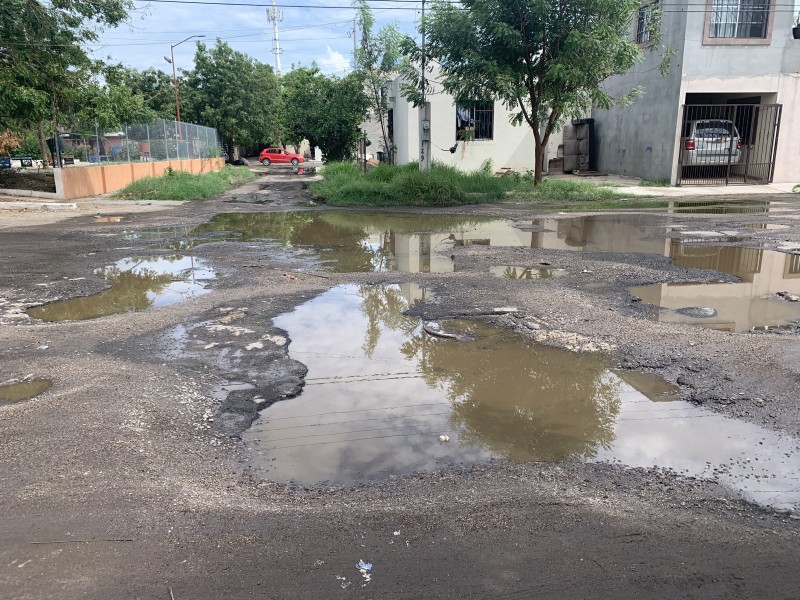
[636,1,658,44]
[709,0,769,39]
[456,102,494,141]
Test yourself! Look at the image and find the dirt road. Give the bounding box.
[2,170,799,598]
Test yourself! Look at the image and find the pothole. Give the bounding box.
[244,284,800,509]
[27,255,215,321]
[629,247,800,332]
[0,379,52,404]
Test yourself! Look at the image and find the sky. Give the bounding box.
[89,0,423,77]
[88,0,800,78]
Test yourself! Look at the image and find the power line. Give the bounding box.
[128,0,800,12]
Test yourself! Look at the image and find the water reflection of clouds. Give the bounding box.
[248,285,800,509]
[597,373,800,510]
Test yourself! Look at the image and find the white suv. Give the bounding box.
[681,119,741,166]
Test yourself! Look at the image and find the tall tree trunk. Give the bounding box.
[532,127,543,185]
[37,121,49,167]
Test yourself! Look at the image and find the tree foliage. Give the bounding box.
[354,0,405,155]
[0,0,133,162]
[282,67,370,161]
[401,0,665,182]
[115,67,176,119]
[183,40,282,152]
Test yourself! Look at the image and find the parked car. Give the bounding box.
[681,119,741,166]
[259,147,304,166]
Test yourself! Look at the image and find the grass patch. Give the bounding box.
[115,166,255,200]
[311,161,517,206]
[639,178,672,187]
[508,178,635,203]
[311,162,649,207]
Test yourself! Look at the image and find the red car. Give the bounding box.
[259,147,304,166]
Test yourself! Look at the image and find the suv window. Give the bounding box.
[695,121,734,137]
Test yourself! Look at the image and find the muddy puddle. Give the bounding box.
[669,199,794,214]
[0,379,52,404]
[630,246,800,332]
[125,225,237,250]
[27,256,214,321]
[245,284,800,509]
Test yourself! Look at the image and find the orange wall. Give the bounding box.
[58,158,225,200]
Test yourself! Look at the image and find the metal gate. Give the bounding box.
[676,103,782,186]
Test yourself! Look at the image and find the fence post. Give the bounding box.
[175,121,181,160]
[146,124,151,162]
[94,118,101,163]
[125,125,131,162]
[163,120,170,161]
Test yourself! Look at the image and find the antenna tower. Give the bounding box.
[267,0,284,76]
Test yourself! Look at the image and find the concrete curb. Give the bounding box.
[0,201,77,211]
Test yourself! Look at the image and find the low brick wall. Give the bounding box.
[57,157,225,200]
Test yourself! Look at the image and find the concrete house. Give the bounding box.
[593,0,800,185]
[379,77,561,173]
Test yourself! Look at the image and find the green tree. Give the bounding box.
[401,0,666,183]
[183,40,282,153]
[0,0,133,164]
[115,67,176,119]
[71,65,158,132]
[354,0,405,157]
[282,67,369,161]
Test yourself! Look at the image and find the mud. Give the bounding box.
[2,167,800,598]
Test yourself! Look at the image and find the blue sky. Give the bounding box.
[90,0,422,76]
[89,0,800,77]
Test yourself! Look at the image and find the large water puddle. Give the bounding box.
[630,246,800,332]
[128,212,800,330]
[0,379,52,404]
[27,256,214,321]
[245,285,800,509]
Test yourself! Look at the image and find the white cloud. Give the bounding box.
[315,45,351,75]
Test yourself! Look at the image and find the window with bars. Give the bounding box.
[455,103,494,141]
[636,1,658,44]
[709,0,770,38]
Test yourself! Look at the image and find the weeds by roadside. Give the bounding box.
[509,178,635,203]
[309,161,516,206]
[115,166,255,201]
[310,161,647,206]
[640,179,672,187]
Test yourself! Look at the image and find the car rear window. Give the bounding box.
[695,121,734,138]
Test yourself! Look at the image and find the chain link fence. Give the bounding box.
[59,119,223,165]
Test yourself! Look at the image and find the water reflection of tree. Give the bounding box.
[400,323,621,461]
[28,267,178,322]
[190,212,500,273]
[358,284,419,358]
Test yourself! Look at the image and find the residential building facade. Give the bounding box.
[382,77,561,173]
[592,0,800,185]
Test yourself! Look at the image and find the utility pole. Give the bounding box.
[419,0,431,171]
[352,15,358,70]
[267,0,284,76]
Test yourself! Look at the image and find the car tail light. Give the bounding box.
[684,139,695,151]
[736,138,741,150]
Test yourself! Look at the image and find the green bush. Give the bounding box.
[115,166,254,200]
[310,161,639,206]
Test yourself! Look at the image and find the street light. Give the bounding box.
[165,35,205,124]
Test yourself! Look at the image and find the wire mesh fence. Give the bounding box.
[58,119,223,166]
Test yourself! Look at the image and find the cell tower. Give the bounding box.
[267,0,283,76]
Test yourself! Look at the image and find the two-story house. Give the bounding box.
[593,0,800,186]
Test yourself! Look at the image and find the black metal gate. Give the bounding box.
[676,103,782,186]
